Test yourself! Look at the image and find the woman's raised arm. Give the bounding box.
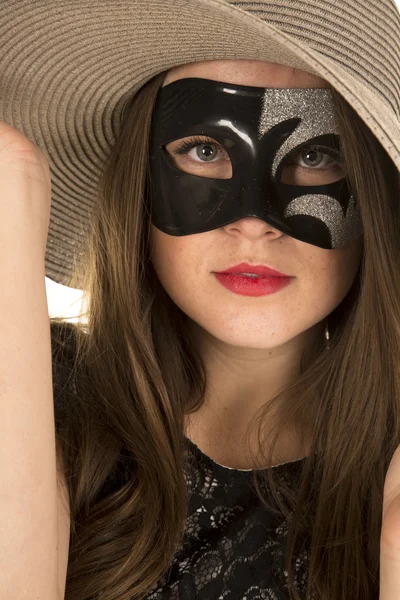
[0,120,61,599]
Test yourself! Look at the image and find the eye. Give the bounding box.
[169,136,229,162]
[281,144,346,186]
[165,135,232,179]
[286,145,342,170]
[163,137,346,185]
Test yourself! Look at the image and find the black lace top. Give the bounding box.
[51,328,311,599]
[145,438,310,599]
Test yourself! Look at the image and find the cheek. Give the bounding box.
[315,240,363,298]
[150,226,208,295]
[300,239,363,324]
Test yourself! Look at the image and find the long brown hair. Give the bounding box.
[50,68,400,599]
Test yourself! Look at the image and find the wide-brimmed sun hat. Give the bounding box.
[0,0,399,287]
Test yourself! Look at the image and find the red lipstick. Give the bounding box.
[214,262,293,297]
[217,262,290,277]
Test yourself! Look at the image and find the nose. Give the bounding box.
[223,217,285,241]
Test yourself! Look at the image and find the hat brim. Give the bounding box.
[1,0,398,286]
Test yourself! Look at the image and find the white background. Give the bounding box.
[46,0,400,323]
[45,276,87,323]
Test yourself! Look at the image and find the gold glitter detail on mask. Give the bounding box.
[283,194,363,248]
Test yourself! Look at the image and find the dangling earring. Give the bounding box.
[324,320,330,348]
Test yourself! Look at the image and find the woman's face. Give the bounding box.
[150,59,363,351]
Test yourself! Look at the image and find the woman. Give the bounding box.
[1,1,400,599]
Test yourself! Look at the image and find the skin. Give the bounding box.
[150,59,364,468]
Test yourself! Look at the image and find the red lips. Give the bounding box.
[216,261,290,277]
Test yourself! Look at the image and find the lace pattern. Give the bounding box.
[146,438,310,599]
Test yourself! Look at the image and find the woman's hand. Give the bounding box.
[380,445,400,598]
[0,120,51,258]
